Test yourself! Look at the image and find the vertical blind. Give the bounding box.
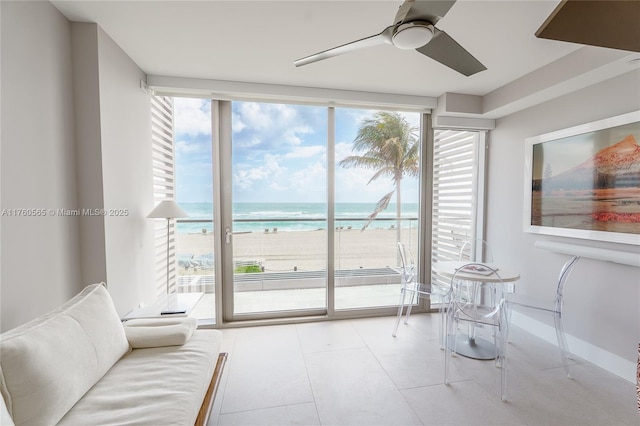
[431,129,481,285]
[150,95,176,297]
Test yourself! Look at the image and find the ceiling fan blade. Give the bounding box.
[393,0,414,24]
[295,26,394,67]
[416,28,486,76]
[395,0,457,25]
[536,0,640,52]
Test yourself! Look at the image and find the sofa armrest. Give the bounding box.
[123,317,197,348]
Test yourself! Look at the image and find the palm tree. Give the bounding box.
[339,111,419,243]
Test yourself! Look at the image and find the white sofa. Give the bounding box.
[0,283,226,426]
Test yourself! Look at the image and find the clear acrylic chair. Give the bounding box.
[392,242,450,346]
[459,239,494,262]
[445,263,509,401]
[457,239,495,316]
[507,255,580,378]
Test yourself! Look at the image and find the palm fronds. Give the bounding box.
[338,111,420,232]
[360,191,394,231]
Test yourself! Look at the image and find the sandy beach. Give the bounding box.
[176,227,419,273]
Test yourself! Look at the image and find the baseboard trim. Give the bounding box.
[510,311,635,383]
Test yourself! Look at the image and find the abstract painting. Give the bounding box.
[524,111,640,245]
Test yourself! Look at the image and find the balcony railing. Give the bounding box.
[175,217,418,294]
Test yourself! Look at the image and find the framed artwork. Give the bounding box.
[524,111,640,245]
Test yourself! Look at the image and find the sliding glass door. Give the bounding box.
[169,96,435,322]
[228,101,328,316]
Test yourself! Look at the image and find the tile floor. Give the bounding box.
[207,313,638,425]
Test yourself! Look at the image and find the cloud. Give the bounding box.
[237,102,296,131]
[337,167,391,191]
[335,142,355,162]
[284,145,325,159]
[339,109,376,128]
[175,139,203,155]
[232,102,316,150]
[236,136,262,149]
[291,161,326,190]
[232,112,246,133]
[174,98,211,137]
[233,154,284,189]
[268,182,288,192]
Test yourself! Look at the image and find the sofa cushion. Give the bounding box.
[0,283,130,426]
[58,329,222,426]
[124,317,198,348]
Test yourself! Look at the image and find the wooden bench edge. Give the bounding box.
[195,352,228,426]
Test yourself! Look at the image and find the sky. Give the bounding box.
[173,98,421,205]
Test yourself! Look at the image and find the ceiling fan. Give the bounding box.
[294,0,486,76]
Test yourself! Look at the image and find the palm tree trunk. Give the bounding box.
[396,173,402,265]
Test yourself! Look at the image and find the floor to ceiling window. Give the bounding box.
[229,101,328,317]
[159,95,486,324]
[172,97,216,320]
[334,108,422,310]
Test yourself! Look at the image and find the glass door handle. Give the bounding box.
[225,228,232,244]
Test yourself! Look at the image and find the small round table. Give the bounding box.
[433,261,520,360]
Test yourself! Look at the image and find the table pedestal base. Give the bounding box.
[447,334,496,360]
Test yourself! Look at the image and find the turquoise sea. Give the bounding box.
[177,202,418,234]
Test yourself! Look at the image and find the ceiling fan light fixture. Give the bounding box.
[392,22,434,50]
[295,0,486,75]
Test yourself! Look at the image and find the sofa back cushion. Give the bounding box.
[0,283,130,426]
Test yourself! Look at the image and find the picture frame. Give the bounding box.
[523,111,640,245]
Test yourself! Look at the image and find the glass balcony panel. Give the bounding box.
[176,217,216,320]
[232,217,328,314]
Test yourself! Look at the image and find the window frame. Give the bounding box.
[158,92,487,326]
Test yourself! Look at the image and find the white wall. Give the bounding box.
[487,70,640,379]
[0,1,81,331]
[0,3,156,331]
[72,22,155,315]
[71,23,107,288]
[71,23,156,316]
[95,26,156,315]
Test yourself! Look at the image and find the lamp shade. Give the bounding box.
[147,200,188,219]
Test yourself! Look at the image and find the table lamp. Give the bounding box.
[147,199,188,295]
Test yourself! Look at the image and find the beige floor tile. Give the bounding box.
[220,325,314,414]
[210,313,638,426]
[305,347,422,425]
[296,321,366,354]
[217,403,320,426]
[402,380,522,425]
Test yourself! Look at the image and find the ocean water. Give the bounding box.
[177,202,418,234]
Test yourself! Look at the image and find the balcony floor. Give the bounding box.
[188,283,414,319]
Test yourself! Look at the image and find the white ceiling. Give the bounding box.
[50,0,637,112]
